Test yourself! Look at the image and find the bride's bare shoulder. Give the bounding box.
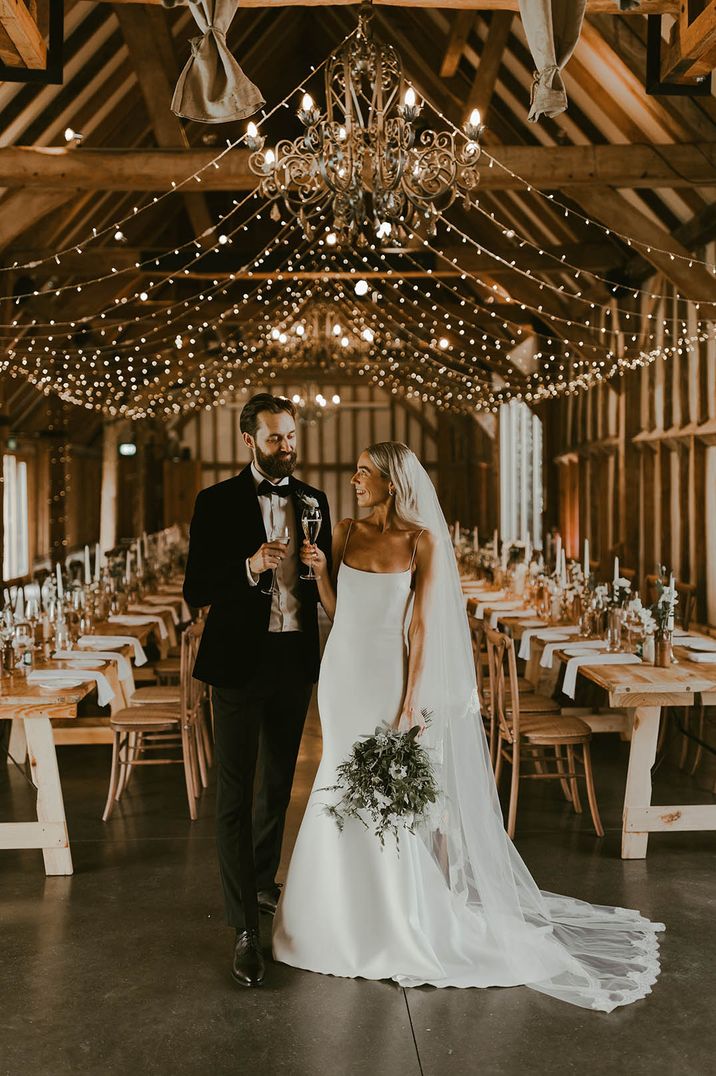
[333,518,355,540]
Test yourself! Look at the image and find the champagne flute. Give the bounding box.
[261,525,291,596]
[300,507,322,581]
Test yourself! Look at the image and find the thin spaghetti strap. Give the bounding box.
[340,520,354,566]
[409,529,424,572]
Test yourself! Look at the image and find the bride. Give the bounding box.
[273,442,663,1012]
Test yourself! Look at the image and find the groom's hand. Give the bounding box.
[249,541,288,575]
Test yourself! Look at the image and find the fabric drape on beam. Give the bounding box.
[518,0,586,122]
[163,0,265,124]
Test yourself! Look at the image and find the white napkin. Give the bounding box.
[474,599,523,621]
[54,649,133,686]
[686,640,716,653]
[110,614,168,640]
[144,594,190,622]
[562,653,642,699]
[130,602,179,626]
[688,652,716,664]
[28,668,115,707]
[77,635,147,666]
[518,626,573,660]
[563,645,608,657]
[464,589,505,609]
[540,636,587,668]
[489,607,537,629]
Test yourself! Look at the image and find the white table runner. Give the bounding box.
[110,614,168,640]
[562,653,642,699]
[77,635,148,666]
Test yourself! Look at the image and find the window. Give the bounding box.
[3,455,29,579]
[499,401,543,549]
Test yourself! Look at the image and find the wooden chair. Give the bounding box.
[153,656,181,684]
[129,684,180,707]
[484,624,604,840]
[102,622,206,821]
[469,614,556,767]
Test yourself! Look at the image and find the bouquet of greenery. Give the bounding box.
[321,710,439,849]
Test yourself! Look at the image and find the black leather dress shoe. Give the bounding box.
[257,886,281,916]
[232,929,264,987]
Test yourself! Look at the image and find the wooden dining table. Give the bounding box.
[467,585,716,860]
[0,671,98,876]
[547,644,716,859]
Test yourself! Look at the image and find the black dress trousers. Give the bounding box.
[212,632,313,932]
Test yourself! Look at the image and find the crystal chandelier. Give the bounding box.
[260,302,372,370]
[291,384,342,425]
[246,2,484,249]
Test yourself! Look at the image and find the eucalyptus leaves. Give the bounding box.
[321,711,439,849]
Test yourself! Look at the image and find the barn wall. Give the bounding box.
[541,259,716,627]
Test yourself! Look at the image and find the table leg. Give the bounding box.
[24,716,73,876]
[621,705,661,860]
[7,719,27,765]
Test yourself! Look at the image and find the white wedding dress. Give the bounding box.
[274,464,663,1012]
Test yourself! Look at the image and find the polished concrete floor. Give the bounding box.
[2,704,716,1076]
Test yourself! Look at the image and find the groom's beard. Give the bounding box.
[255,445,297,480]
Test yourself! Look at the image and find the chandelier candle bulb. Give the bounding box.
[245,122,264,152]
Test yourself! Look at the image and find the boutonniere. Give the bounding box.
[295,488,319,509]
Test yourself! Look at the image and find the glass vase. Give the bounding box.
[606,607,623,652]
[643,632,655,664]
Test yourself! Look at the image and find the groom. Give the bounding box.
[183,393,332,987]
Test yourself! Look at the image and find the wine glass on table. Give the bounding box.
[261,525,291,596]
[300,507,322,581]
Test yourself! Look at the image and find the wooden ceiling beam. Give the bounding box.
[573,187,716,303]
[587,13,716,141]
[0,0,47,69]
[3,143,716,191]
[0,189,76,249]
[440,12,475,78]
[465,11,513,121]
[112,3,214,241]
[100,0,679,12]
[7,240,625,277]
[660,0,716,84]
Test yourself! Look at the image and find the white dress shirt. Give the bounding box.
[246,462,302,633]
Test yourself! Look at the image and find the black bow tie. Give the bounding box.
[257,480,290,498]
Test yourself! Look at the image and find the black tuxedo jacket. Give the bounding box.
[183,466,332,687]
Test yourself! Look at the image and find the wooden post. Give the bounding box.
[99,421,119,553]
[47,402,70,567]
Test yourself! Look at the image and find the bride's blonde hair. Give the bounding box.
[366,441,428,528]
